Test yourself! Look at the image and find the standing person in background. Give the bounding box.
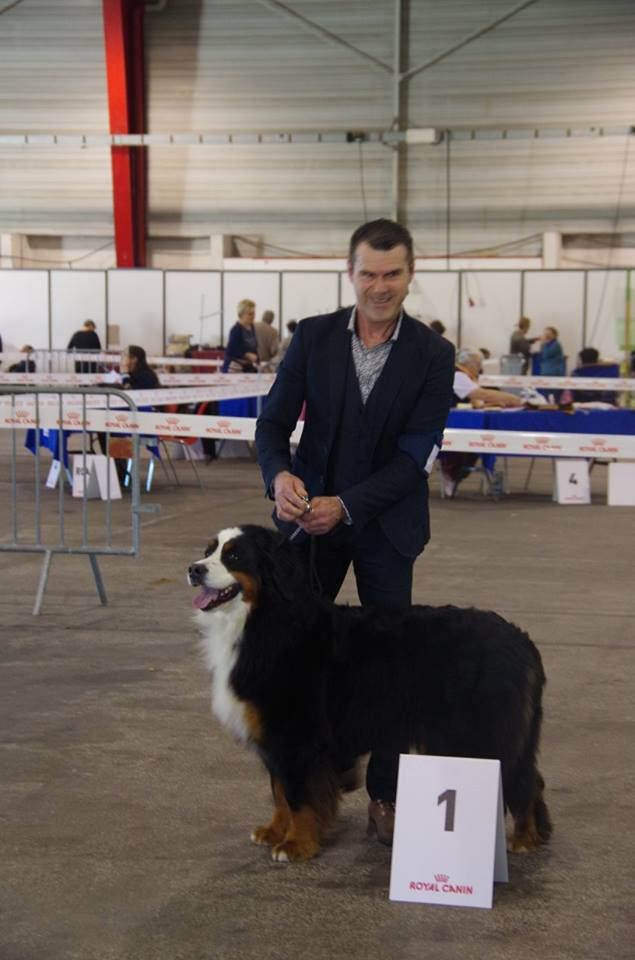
[254,309,280,370]
[255,218,454,847]
[509,316,538,374]
[68,319,102,373]
[539,326,566,375]
[222,299,259,373]
[539,326,565,401]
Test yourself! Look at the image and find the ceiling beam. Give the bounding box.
[253,0,392,75]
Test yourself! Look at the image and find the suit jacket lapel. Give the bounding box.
[327,310,353,441]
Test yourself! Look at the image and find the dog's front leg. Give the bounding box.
[271,800,322,863]
[251,778,290,848]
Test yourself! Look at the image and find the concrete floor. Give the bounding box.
[1,448,634,960]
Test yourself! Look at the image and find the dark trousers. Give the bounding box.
[301,520,415,802]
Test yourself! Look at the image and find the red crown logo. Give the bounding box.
[115,413,128,422]
[434,873,449,883]
[166,416,179,424]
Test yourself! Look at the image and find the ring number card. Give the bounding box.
[389,755,508,909]
[553,459,590,504]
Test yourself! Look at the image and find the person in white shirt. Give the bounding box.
[441,348,522,497]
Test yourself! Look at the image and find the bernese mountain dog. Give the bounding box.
[188,524,552,863]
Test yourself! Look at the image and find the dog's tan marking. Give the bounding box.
[232,571,260,608]
[243,702,264,743]
[272,805,322,862]
[509,810,541,853]
[251,780,290,847]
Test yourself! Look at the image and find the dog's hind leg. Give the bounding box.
[251,778,291,848]
[508,769,552,853]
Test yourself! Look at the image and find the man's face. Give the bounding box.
[348,241,413,326]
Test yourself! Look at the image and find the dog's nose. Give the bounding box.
[188,563,206,585]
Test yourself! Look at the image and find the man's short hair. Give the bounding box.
[261,310,274,324]
[349,218,414,268]
[83,320,96,330]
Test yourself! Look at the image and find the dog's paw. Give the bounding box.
[250,824,286,847]
[271,838,319,863]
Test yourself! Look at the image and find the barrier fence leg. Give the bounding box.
[33,550,53,616]
[88,554,108,606]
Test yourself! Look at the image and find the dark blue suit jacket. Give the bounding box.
[255,307,455,558]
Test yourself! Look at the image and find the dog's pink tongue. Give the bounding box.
[192,586,219,610]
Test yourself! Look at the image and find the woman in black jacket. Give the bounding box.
[121,345,160,390]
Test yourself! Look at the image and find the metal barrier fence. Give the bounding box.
[0,386,158,615]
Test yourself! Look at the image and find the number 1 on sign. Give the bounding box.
[437,788,457,831]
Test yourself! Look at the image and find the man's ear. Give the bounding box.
[346,257,354,281]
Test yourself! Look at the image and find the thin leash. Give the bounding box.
[277,523,324,596]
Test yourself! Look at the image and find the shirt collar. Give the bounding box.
[348,306,403,342]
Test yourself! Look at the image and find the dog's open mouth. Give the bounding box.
[192,583,241,611]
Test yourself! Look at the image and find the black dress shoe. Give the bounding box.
[367,799,395,846]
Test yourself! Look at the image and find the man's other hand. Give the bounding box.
[297,496,344,536]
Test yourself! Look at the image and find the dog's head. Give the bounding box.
[188,525,284,614]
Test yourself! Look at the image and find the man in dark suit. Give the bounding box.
[255,219,455,844]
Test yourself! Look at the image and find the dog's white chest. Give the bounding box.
[198,600,250,742]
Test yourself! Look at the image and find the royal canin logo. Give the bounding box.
[66,411,80,421]
[468,433,507,450]
[580,442,618,454]
[207,424,242,436]
[409,872,473,896]
[166,416,180,424]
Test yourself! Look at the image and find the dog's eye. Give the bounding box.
[224,551,238,563]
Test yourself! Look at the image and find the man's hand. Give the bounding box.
[297,496,344,536]
[273,471,310,523]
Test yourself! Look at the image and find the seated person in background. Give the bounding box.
[572,346,617,404]
[440,347,523,498]
[121,345,160,390]
[453,347,524,409]
[8,345,36,373]
[222,299,259,373]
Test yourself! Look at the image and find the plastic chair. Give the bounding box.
[156,404,204,490]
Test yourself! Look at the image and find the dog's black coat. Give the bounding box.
[191,524,551,859]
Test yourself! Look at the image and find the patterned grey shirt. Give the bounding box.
[347,307,403,403]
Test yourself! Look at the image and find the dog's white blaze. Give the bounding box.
[195,527,251,743]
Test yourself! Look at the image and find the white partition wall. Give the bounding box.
[460,272,522,356]
[585,270,630,362]
[51,271,106,350]
[408,273,460,343]
[107,270,164,355]
[223,273,280,341]
[281,272,339,326]
[523,271,585,372]
[0,270,49,352]
[165,271,222,349]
